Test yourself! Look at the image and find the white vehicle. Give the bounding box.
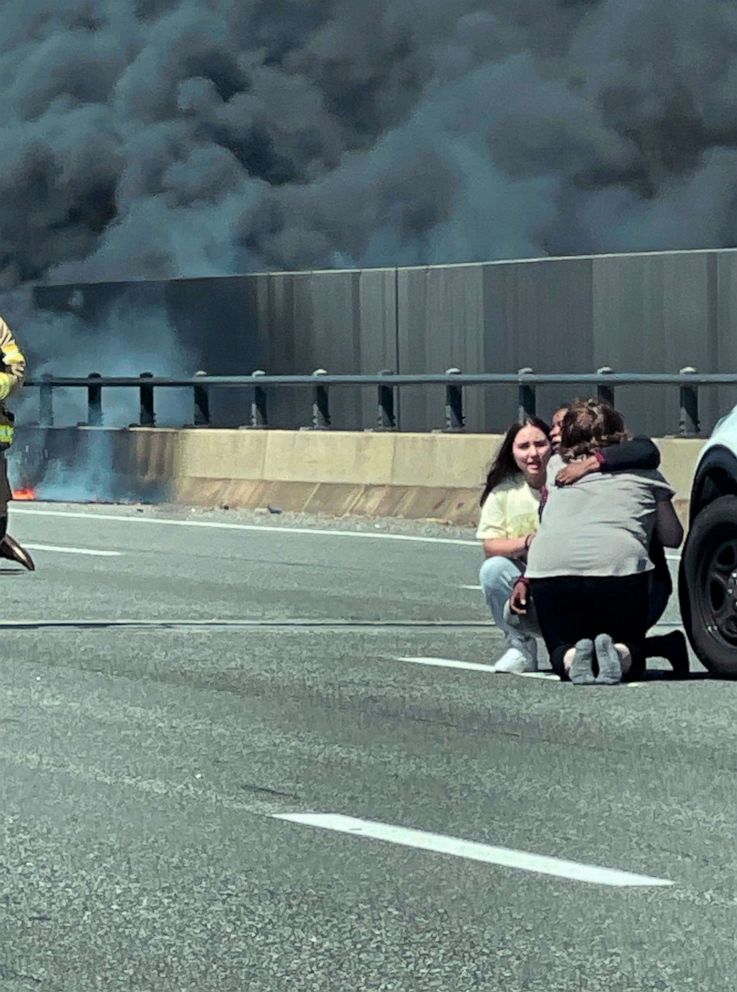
[679,406,737,674]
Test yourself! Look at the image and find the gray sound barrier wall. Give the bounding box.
[31,248,737,435]
[396,257,595,432]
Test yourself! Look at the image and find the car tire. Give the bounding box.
[679,494,737,676]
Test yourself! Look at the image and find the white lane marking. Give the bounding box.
[272,813,673,887]
[24,543,122,557]
[10,506,686,561]
[12,506,478,547]
[459,584,482,590]
[0,619,493,630]
[395,656,561,679]
[396,655,496,673]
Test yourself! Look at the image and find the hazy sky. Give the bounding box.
[2,0,736,286]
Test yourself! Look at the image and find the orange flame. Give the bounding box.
[12,488,37,501]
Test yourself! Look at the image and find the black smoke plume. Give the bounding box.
[2,0,737,288]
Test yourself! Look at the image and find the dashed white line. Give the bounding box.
[395,656,561,679]
[24,543,122,557]
[273,813,673,887]
[396,655,497,673]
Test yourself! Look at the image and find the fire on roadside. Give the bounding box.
[12,488,37,501]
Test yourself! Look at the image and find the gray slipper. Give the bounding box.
[594,633,622,685]
[570,639,595,685]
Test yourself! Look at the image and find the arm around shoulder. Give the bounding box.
[601,436,660,472]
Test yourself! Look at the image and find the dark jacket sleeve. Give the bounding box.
[600,436,660,472]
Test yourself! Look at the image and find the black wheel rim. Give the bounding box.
[702,534,737,647]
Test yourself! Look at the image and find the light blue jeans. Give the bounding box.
[479,555,535,647]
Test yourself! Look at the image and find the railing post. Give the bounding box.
[250,370,267,428]
[139,371,155,427]
[376,369,396,430]
[87,372,103,426]
[597,366,615,406]
[518,368,536,421]
[679,366,700,436]
[193,370,210,427]
[311,368,330,430]
[40,373,54,427]
[444,367,465,431]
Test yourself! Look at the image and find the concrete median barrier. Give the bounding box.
[10,426,703,527]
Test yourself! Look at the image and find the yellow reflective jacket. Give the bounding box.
[0,316,25,400]
[0,317,25,448]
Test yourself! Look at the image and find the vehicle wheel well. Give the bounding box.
[691,447,737,522]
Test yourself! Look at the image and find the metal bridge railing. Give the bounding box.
[22,366,732,436]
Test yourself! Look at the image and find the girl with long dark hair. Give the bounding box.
[477,416,551,673]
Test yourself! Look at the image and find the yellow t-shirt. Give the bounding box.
[476,474,542,540]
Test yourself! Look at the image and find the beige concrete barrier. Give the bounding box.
[11,427,705,527]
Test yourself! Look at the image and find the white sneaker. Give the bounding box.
[494,640,538,674]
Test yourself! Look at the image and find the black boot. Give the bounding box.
[645,630,689,679]
[0,514,34,571]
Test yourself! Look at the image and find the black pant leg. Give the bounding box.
[585,573,650,679]
[532,573,651,680]
[529,577,587,678]
[589,573,650,645]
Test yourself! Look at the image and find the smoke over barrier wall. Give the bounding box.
[4,2,737,290]
[12,283,197,429]
[6,1,737,465]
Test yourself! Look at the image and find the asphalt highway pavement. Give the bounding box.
[0,502,730,991]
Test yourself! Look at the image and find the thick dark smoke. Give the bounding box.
[2,0,737,287]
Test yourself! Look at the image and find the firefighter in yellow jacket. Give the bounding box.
[0,316,34,570]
